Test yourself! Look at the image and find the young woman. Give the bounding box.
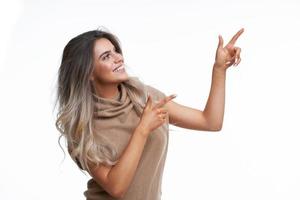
[55,28,244,200]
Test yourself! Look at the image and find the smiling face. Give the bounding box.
[91,38,128,85]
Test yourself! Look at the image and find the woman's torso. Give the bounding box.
[84,83,169,200]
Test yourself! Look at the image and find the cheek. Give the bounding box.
[93,63,114,81]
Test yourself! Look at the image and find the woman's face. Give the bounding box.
[91,38,128,84]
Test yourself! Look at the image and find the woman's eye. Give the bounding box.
[103,54,110,60]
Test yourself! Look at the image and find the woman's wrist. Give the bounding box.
[135,123,149,138]
[213,63,227,74]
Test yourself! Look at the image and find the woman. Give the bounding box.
[55,28,244,200]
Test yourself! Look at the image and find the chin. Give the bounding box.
[115,73,129,83]
[121,75,129,82]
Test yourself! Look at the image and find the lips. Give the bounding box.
[113,64,124,72]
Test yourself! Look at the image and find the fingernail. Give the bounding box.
[171,94,177,98]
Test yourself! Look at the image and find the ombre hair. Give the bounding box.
[54,29,147,174]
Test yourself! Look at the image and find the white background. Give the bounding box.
[0,0,299,199]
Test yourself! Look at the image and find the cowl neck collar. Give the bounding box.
[92,83,133,119]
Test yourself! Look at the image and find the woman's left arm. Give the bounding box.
[165,28,244,132]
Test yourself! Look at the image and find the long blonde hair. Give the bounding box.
[54,29,146,174]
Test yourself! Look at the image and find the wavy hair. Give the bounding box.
[54,29,146,174]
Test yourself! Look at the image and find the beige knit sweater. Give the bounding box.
[83,77,169,200]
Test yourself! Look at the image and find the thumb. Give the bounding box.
[218,35,224,49]
[145,93,152,109]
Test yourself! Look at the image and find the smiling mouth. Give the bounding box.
[113,64,125,72]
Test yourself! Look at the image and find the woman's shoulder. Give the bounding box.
[146,85,165,96]
[126,76,166,99]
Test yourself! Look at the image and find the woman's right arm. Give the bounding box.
[89,94,176,199]
[89,125,149,199]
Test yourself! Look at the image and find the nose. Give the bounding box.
[113,52,123,63]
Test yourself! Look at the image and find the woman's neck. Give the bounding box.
[93,83,120,99]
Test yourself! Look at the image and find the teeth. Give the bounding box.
[114,65,124,72]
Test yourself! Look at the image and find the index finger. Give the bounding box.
[153,94,177,109]
[228,28,244,45]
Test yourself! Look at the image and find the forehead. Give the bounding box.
[94,38,115,55]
